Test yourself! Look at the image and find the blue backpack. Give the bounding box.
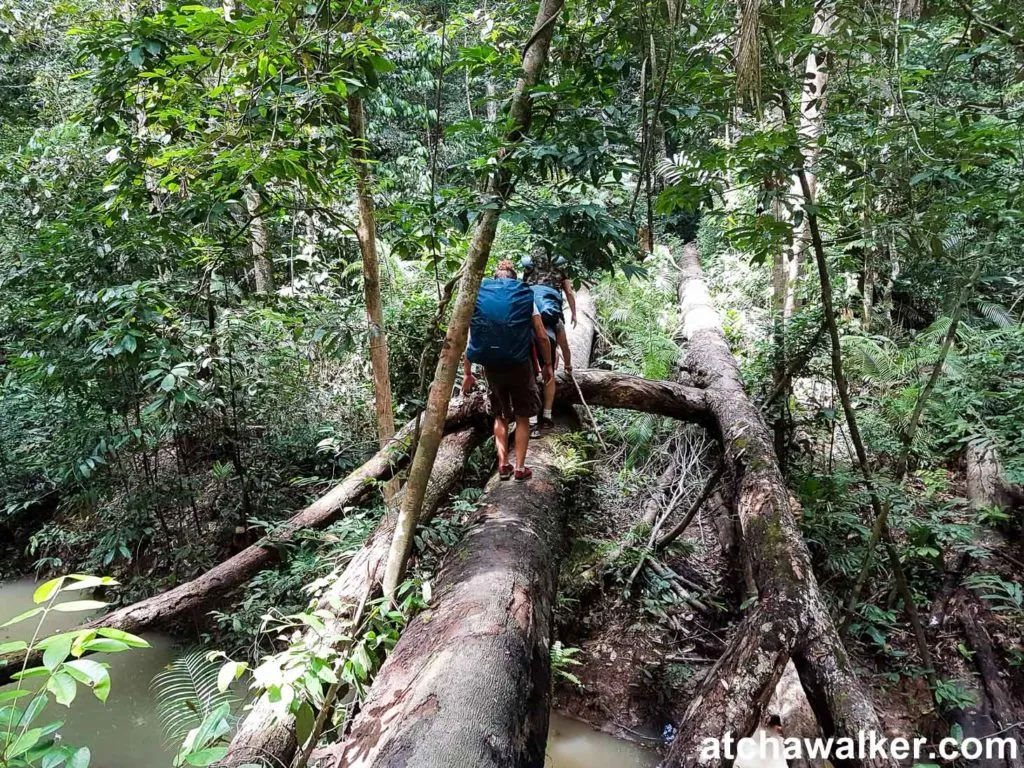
[531,284,563,327]
[467,278,535,366]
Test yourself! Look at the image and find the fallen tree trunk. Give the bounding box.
[0,396,485,685]
[312,432,570,768]
[966,442,1024,514]
[956,594,1024,768]
[665,243,894,768]
[218,427,484,768]
[311,285,599,768]
[555,369,709,423]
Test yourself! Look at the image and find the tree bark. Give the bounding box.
[244,186,273,294]
[956,593,1024,768]
[664,244,893,768]
[380,0,566,599]
[0,398,485,686]
[555,369,709,423]
[216,428,483,768]
[348,94,398,500]
[312,434,568,768]
[784,1,836,319]
[966,443,1023,513]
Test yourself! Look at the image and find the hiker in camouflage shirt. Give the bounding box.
[522,246,578,433]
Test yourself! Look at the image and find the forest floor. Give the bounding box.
[549,432,1024,752]
[551,441,732,748]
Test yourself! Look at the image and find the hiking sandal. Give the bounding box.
[514,467,533,482]
[499,464,514,481]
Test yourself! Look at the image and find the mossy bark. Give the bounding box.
[664,243,894,768]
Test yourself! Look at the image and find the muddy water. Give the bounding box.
[546,712,661,768]
[2,578,658,767]
[0,577,177,767]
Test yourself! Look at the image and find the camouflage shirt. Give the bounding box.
[524,260,566,292]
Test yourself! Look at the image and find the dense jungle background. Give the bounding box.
[1,0,1023,764]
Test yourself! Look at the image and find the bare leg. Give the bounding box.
[541,342,557,417]
[494,417,510,468]
[556,325,572,371]
[514,416,531,469]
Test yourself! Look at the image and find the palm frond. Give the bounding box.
[152,650,239,744]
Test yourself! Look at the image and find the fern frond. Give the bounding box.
[152,650,239,744]
[975,300,1017,329]
[841,335,899,383]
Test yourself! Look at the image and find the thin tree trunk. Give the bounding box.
[380,0,566,599]
[312,294,597,768]
[844,261,980,619]
[313,435,569,768]
[664,244,894,768]
[348,94,398,501]
[216,428,483,768]
[784,1,836,320]
[244,186,273,294]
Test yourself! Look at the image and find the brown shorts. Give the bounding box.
[484,361,540,421]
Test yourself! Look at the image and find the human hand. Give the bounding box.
[542,364,553,384]
[463,372,477,393]
[571,312,578,328]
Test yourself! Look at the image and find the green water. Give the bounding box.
[0,577,178,768]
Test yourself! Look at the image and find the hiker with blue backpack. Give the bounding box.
[462,260,553,482]
[522,248,578,434]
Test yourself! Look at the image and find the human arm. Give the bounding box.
[531,315,553,382]
[563,278,577,327]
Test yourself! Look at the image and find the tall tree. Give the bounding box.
[349,93,397,489]
[380,0,567,599]
[783,0,836,319]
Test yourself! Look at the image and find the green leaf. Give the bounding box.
[0,690,31,705]
[0,641,28,655]
[33,578,64,604]
[48,671,78,707]
[81,638,131,654]
[43,634,74,670]
[2,606,43,627]
[64,575,118,591]
[68,747,91,768]
[6,727,43,759]
[184,747,228,766]
[19,694,47,727]
[96,628,148,648]
[294,700,315,747]
[64,659,110,701]
[217,661,246,692]
[52,600,108,613]
[160,373,176,391]
[128,46,144,67]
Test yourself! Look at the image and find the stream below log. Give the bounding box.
[2,577,659,767]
